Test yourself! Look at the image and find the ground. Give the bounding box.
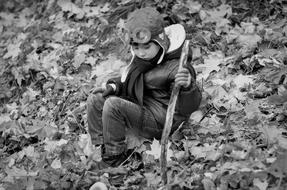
[0,0,287,189]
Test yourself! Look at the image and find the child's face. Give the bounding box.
[132,41,160,60]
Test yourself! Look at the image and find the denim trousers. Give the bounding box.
[86,93,163,156]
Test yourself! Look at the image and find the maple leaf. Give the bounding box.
[10,67,25,86]
[77,134,97,157]
[90,55,126,86]
[237,34,262,51]
[41,50,61,79]
[189,143,221,161]
[259,125,287,148]
[172,1,202,20]
[202,177,216,190]
[0,12,15,26]
[145,139,172,161]
[253,178,268,190]
[5,166,38,178]
[51,159,62,169]
[44,139,68,152]
[1,120,26,137]
[15,13,29,28]
[86,56,98,66]
[73,53,86,69]
[144,172,162,187]
[200,4,232,24]
[3,42,22,59]
[241,22,256,34]
[18,146,39,162]
[268,152,287,178]
[0,114,11,125]
[244,101,262,120]
[215,18,231,35]
[25,120,58,139]
[76,44,94,54]
[57,0,85,19]
[232,74,254,89]
[194,51,225,80]
[20,87,40,105]
[199,115,225,135]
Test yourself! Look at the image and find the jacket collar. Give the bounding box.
[153,24,186,64]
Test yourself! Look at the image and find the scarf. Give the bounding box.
[121,47,163,106]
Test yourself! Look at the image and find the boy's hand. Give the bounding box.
[102,84,115,97]
[175,68,192,88]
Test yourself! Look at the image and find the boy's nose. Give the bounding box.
[138,51,145,57]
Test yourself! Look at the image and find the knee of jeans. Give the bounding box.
[102,96,121,115]
[87,94,103,108]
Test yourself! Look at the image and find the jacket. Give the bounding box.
[108,24,202,131]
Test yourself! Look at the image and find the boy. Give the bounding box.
[87,7,202,169]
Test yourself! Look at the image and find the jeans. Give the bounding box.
[87,93,162,156]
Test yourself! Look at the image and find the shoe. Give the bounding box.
[88,151,132,171]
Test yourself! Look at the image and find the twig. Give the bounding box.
[160,40,190,186]
[119,147,137,167]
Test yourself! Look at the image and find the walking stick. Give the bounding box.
[160,40,190,185]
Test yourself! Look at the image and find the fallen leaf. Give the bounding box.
[25,120,58,139]
[76,44,94,54]
[3,42,22,59]
[260,125,287,148]
[244,101,262,120]
[232,74,254,89]
[5,166,38,177]
[202,177,216,190]
[78,134,96,157]
[268,92,287,105]
[253,178,268,190]
[268,151,287,177]
[73,53,86,69]
[145,139,172,161]
[57,0,85,19]
[0,114,11,125]
[189,110,204,123]
[200,4,232,24]
[44,139,68,152]
[144,172,162,187]
[194,51,225,80]
[237,34,262,50]
[51,159,62,169]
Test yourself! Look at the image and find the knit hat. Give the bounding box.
[124,7,170,51]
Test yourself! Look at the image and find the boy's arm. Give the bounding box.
[168,61,201,116]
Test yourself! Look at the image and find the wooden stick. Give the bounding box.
[160,40,190,185]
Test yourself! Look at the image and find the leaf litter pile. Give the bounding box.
[0,0,287,189]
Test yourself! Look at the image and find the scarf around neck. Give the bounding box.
[121,47,163,105]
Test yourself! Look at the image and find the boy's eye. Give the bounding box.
[132,43,151,50]
[143,44,151,49]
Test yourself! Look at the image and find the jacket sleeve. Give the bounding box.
[168,60,202,117]
[106,77,123,96]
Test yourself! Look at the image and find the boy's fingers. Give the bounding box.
[90,87,105,94]
[175,79,189,87]
[178,68,189,73]
[175,77,189,83]
[176,72,188,77]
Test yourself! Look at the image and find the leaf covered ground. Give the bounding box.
[0,0,287,189]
